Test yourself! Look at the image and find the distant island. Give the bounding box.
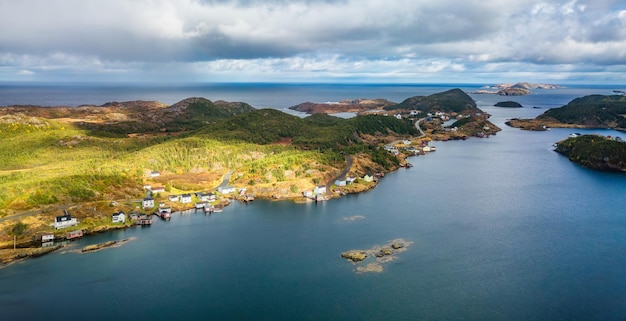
[554,134,626,172]
[494,101,523,108]
[0,88,500,262]
[288,98,395,114]
[471,82,563,96]
[506,94,626,131]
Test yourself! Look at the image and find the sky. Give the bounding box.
[1,0,625,84]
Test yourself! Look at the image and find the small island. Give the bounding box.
[494,101,523,108]
[554,134,626,172]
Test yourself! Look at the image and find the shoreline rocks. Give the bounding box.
[340,238,412,273]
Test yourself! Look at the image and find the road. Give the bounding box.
[415,117,426,138]
[326,155,353,191]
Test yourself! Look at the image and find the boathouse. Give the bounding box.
[67,230,83,240]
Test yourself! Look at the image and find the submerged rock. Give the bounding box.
[391,243,404,250]
[341,251,367,262]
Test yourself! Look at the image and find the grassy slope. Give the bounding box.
[538,95,626,128]
[0,106,416,213]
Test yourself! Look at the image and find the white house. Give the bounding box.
[199,193,216,202]
[218,186,236,194]
[335,179,347,187]
[168,195,179,202]
[180,194,192,204]
[142,197,155,209]
[52,211,78,229]
[314,185,327,194]
[363,175,374,183]
[151,186,165,194]
[150,171,160,177]
[112,211,126,223]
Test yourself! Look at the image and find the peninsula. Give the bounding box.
[0,88,500,263]
[506,94,626,131]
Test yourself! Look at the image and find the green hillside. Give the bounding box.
[554,134,626,171]
[538,94,626,128]
[201,109,418,149]
[0,104,418,213]
[385,88,479,113]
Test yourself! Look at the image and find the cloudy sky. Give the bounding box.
[1,0,625,84]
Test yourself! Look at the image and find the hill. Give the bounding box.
[554,135,626,172]
[0,98,256,135]
[288,98,396,114]
[201,108,418,149]
[384,88,479,113]
[507,94,626,131]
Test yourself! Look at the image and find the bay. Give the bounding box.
[1,84,626,320]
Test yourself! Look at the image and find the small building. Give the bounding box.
[363,175,374,183]
[346,177,356,184]
[52,211,78,230]
[218,186,236,194]
[151,186,165,194]
[67,230,83,240]
[335,179,347,187]
[180,194,192,204]
[41,234,55,243]
[150,171,160,177]
[142,197,155,209]
[168,195,179,202]
[314,186,327,194]
[195,202,207,209]
[112,211,126,223]
[198,192,216,202]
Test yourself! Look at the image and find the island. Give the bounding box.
[471,82,563,96]
[506,94,626,131]
[0,88,500,266]
[288,98,396,114]
[554,134,626,172]
[494,101,523,108]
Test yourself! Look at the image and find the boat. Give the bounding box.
[569,133,582,138]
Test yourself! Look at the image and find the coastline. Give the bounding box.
[0,91,500,267]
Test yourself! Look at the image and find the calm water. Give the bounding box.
[1,84,626,320]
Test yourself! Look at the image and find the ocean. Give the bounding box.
[1,83,626,320]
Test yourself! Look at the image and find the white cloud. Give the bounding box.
[17,70,34,76]
[0,0,625,83]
